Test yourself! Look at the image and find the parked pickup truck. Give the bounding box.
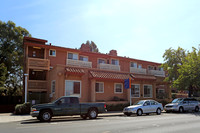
[31,96,107,122]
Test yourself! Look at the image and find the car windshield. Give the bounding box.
[172,98,183,103]
[134,100,145,105]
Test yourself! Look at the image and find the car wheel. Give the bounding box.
[195,106,199,112]
[81,114,87,119]
[39,110,52,122]
[88,108,98,119]
[179,107,184,113]
[124,113,132,116]
[156,108,161,115]
[137,109,143,116]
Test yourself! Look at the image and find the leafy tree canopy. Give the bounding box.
[0,20,31,96]
[162,46,200,97]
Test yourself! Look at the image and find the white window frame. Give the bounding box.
[51,80,55,94]
[131,84,140,98]
[95,82,104,93]
[111,59,119,65]
[79,55,88,62]
[143,84,153,98]
[138,64,142,69]
[65,80,81,98]
[130,62,137,68]
[67,52,78,60]
[158,89,165,93]
[98,58,106,64]
[49,49,56,57]
[114,83,123,93]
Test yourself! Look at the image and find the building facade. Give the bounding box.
[23,37,171,104]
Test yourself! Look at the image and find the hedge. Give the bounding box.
[14,102,31,115]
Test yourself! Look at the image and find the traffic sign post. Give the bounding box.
[124,78,132,105]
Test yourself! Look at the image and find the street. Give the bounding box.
[1,112,200,133]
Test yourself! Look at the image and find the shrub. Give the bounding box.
[14,102,30,115]
[106,103,129,111]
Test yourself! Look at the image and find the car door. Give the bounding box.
[54,97,70,115]
[67,97,80,115]
[142,101,151,113]
[182,99,189,111]
[150,100,158,112]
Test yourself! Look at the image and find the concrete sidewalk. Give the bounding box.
[0,111,123,123]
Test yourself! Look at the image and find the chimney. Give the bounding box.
[109,50,117,56]
[80,43,90,52]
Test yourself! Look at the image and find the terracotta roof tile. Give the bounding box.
[89,70,132,81]
[66,67,85,75]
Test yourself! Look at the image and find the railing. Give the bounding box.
[28,58,50,70]
[66,59,92,68]
[148,70,165,77]
[28,80,47,90]
[130,67,147,74]
[98,63,120,71]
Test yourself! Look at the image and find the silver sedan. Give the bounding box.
[123,100,163,116]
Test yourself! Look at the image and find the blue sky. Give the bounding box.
[1,0,200,63]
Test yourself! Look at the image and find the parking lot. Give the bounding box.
[1,112,200,133]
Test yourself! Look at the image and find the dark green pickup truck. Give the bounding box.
[31,96,107,122]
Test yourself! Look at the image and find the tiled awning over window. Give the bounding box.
[66,67,85,75]
[130,74,156,80]
[89,70,132,81]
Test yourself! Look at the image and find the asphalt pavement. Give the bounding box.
[0,111,123,123]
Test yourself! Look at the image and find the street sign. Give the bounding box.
[124,78,131,89]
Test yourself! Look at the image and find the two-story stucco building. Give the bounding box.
[23,37,171,104]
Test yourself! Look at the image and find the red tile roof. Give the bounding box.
[130,74,156,80]
[66,67,85,75]
[89,70,132,81]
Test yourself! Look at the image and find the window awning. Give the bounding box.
[130,74,156,80]
[89,70,133,81]
[66,67,85,75]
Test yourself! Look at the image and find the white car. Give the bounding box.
[123,100,163,116]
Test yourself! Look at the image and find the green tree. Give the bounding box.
[0,63,7,96]
[0,20,31,96]
[162,47,186,85]
[173,47,200,97]
[82,40,99,53]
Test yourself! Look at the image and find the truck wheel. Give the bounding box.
[39,110,52,122]
[88,108,98,119]
[81,114,87,119]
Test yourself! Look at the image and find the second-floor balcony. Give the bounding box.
[148,70,165,77]
[130,67,147,74]
[28,80,47,91]
[66,59,92,68]
[98,63,120,71]
[28,58,50,70]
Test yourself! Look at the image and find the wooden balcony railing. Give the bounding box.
[130,67,147,74]
[66,59,92,68]
[28,80,47,91]
[148,70,165,77]
[28,58,50,70]
[98,63,120,71]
